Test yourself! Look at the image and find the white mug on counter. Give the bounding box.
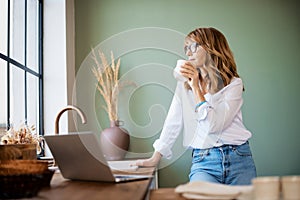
[252,175,300,200]
[282,176,300,200]
[252,176,280,200]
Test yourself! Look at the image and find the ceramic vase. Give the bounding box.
[100,120,129,161]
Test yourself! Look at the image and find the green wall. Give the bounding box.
[74,0,300,187]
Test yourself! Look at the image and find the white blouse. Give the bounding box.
[153,77,252,159]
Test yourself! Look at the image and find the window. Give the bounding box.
[0,0,43,137]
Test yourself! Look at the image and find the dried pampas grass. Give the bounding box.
[92,49,133,122]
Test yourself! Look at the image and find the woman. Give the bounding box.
[135,27,256,185]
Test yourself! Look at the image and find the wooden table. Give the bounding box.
[149,188,186,200]
[24,167,156,200]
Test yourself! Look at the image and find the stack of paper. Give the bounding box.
[107,160,138,172]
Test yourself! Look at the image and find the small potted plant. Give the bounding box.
[0,124,43,160]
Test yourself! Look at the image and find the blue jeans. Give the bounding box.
[189,141,257,185]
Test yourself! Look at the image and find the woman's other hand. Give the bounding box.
[132,151,162,167]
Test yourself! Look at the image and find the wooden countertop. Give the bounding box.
[149,188,186,200]
[24,167,156,200]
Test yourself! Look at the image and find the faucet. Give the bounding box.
[54,105,87,134]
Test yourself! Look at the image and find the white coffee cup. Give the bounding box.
[252,176,280,200]
[282,176,300,200]
[173,59,188,82]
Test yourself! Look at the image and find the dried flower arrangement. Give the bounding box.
[92,49,133,122]
[0,124,43,154]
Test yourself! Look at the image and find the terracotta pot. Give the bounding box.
[100,121,130,161]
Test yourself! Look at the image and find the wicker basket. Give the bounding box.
[0,160,54,199]
[0,144,37,160]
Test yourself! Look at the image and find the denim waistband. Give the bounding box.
[192,141,249,154]
[217,141,249,149]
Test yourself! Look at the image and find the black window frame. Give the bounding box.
[0,0,44,138]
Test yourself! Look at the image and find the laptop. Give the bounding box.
[44,132,153,183]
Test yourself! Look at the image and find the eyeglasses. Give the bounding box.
[184,43,200,54]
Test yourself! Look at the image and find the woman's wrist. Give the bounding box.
[190,80,200,91]
[152,151,162,161]
[192,85,206,103]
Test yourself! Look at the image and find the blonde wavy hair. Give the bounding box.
[185,27,242,93]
